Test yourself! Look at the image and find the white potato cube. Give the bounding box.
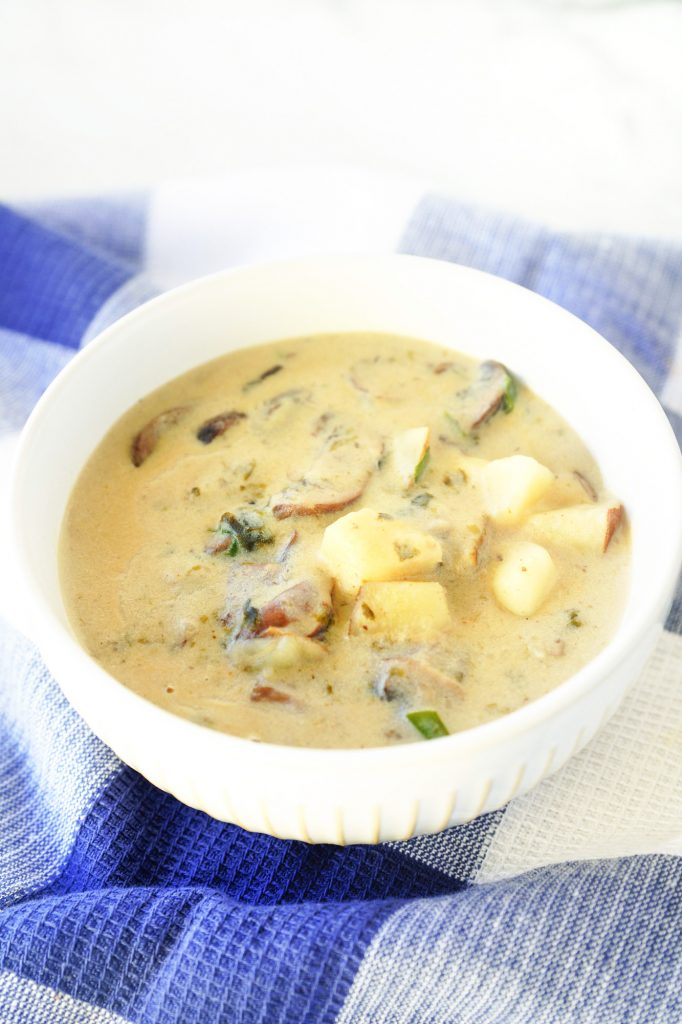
[319,508,442,595]
[493,541,558,617]
[231,633,325,672]
[349,582,450,641]
[480,455,553,525]
[393,427,430,489]
[528,503,623,552]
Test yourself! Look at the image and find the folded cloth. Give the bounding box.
[1,180,681,1024]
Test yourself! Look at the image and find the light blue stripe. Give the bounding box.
[338,855,682,1024]
[0,625,120,907]
[0,970,131,1024]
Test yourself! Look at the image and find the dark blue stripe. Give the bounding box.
[0,765,470,1023]
[0,205,131,348]
[42,768,465,904]
[0,885,398,1023]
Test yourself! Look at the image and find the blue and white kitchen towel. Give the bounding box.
[1,171,681,1024]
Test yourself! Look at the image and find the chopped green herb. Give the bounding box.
[447,361,517,436]
[501,370,517,414]
[414,448,430,482]
[445,412,466,437]
[218,517,240,556]
[214,509,274,554]
[407,710,449,740]
[568,610,583,628]
[411,492,433,507]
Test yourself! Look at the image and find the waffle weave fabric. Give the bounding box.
[0,183,680,1024]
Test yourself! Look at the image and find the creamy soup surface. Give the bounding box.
[60,333,630,748]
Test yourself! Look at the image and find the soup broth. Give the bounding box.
[60,333,629,748]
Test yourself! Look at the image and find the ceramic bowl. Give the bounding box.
[10,255,682,843]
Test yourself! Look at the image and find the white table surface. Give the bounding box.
[2,0,682,238]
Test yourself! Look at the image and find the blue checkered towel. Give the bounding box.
[1,181,681,1024]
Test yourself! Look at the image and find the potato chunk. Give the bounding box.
[319,508,442,595]
[493,541,558,617]
[528,503,623,552]
[480,455,553,525]
[231,633,325,673]
[350,582,450,641]
[393,427,430,489]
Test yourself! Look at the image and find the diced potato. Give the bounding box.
[480,455,553,525]
[493,541,558,617]
[393,427,430,489]
[231,633,325,672]
[349,582,450,641]
[319,508,442,595]
[527,503,623,553]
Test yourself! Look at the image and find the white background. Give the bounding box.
[2,0,682,237]
[2,0,682,625]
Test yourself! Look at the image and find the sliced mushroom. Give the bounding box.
[222,562,284,631]
[375,657,465,704]
[270,431,383,520]
[237,574,333,640]
[349,356,418,401]
[449,360,517,434]
[258,578,333,638]
[250,684,292,703]
[243,364,283,391]
[573,470,598,502]
[262,388,311,419]
[275,530,298,562]
[131,406,190,466]
[196,410,246,444]
[221,557,333,641]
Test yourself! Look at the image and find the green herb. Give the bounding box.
[216,517,240,557]
[414,448,430,482]
[411,492,433,507]
[218,509,274,552]
[501,370,517,414]
[447,361,516,436]
[407,710,449,740]
[445,412,466,437]
[568,610,583,628]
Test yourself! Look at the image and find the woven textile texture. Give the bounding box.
[0,190,680,1024]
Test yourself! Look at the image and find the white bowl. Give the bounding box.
[10,255,682,844]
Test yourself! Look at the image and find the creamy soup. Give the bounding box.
[60,333,629,748]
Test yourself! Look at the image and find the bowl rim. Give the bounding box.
[10,252,682,764]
